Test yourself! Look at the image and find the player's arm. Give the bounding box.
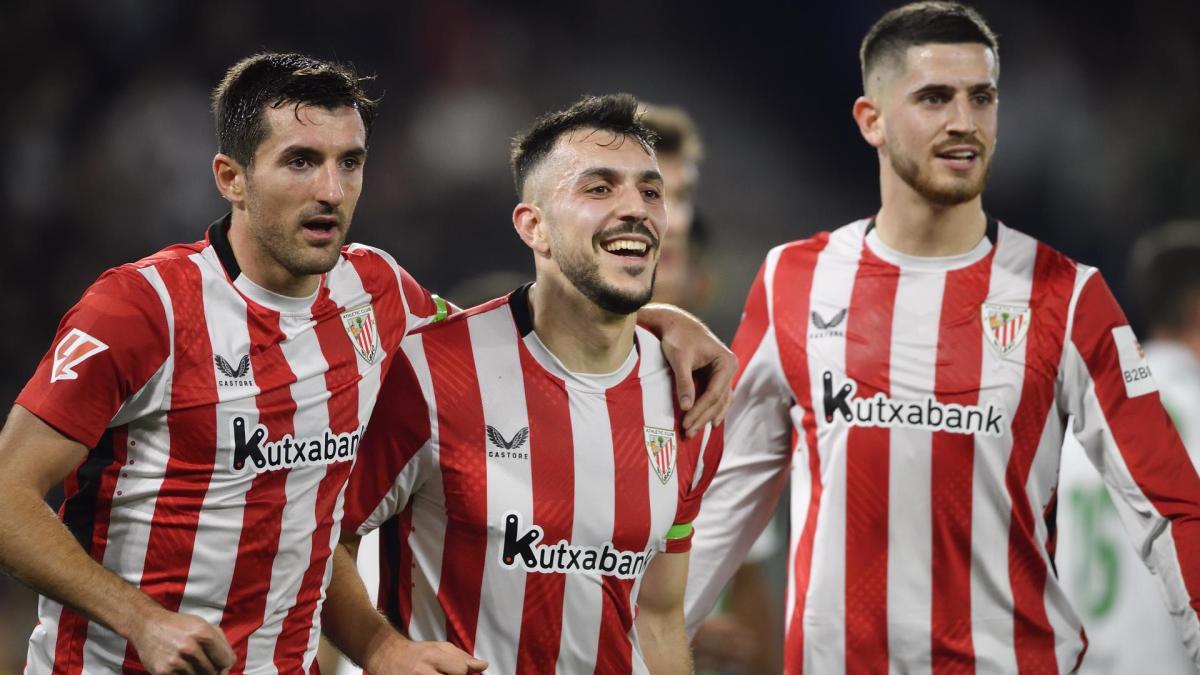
[683,259,793,635]
[0,407,234,675]
[324,345,485,673]
[636,303,736,437]
[1064,270,1200,665]
[325,531,487,674]
[635,551,692,675]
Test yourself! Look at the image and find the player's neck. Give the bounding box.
[527,279,637,375]
[875,181,987,258]
[227,211,321,298]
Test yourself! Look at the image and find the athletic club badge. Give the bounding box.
[341,304,380,364]
[644,426,677,485]
[981,303,1031,357]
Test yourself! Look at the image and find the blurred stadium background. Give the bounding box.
[2,1,1197,670]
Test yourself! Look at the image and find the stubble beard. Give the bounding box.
[245,189,346,278]
[889,141,991,206]
[552,231,655,316]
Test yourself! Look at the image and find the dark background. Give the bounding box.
[2,1,1198,667]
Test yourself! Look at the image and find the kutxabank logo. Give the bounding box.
[500,511,652,579]
[822,371,1005,436]
[230,416,364,473]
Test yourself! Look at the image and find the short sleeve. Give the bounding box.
[16,267,170,447]
[343,345,435,535]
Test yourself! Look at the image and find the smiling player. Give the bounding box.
[332,94,723,675]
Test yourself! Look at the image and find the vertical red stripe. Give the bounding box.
[273,289,363,670]
[52,429,128,675]
[1069,273,1200,622]
[593,377,651,675]
[843,245,900,674]
[767,236,829,675]
[515,352,573,671]
[930,255,993,674]
[221,307,296,673]
[1005,244,1075,674]
[122,262,220,671]
[428,320,489,652]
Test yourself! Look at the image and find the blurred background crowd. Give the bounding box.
[2,1,1198,672]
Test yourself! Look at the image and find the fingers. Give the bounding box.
[467,656,489,672]
[682,356,735,437]
[672,354,698,413]
[198,625,236,671]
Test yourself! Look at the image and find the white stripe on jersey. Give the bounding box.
[969,226,1035,673]
[471,307,532,673]
[555,383,616,674]
[402,334,451,642]
[884,267,945,673]
[180,251,255,624]
[799,222,863,673]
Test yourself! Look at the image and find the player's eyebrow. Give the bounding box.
[276,144,367,159]
[576,167,663,184]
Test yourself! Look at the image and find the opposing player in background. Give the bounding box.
[333,94,723,674]
[642,102,785,675]
[1057,221,1200,674]
[0,54,734,674]
[684,3,1200,673]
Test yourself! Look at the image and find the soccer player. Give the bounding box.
[684,3,1200,673]
[1057,221,1200,674]
[0,54,734,674]
[335,93,723,674]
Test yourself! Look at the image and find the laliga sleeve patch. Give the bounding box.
[51,328,109,383]
[1111,325,1157,398]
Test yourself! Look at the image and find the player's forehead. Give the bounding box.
[896,42,998,92]
[256,103,366,157]
[549,127,660,181]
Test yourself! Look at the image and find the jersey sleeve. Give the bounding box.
[683,260,795,635]
[15,267,170,447]
[1063,270,1200,665]
[664,421,725,554]
[343,343,436,535]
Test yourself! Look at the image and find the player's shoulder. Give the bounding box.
[81,239,208,306]
[407,293,511,340]
[993,220,1083,275]
[762,218,870,269]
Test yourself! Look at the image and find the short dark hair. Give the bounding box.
[1129,221,1200,333]
[640,104,704,164]
[860,2,998,91]
[212,52,379,167]
[509,93,657,199]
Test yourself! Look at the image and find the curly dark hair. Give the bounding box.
[211,52,379,166]
[509,93,657,199]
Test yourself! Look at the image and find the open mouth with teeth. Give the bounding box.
[935,148,981,170]
[601,238,651,259]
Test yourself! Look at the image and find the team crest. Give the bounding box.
[341,304,380,364]
[644,426,677,485]
[981,303,1031,357]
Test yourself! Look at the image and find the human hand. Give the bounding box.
[658,312,735,437]
[368,635,488,675]
[128,608,235,675]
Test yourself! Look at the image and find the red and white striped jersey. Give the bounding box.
[16,215,445,674]
[343,285,723,675]
[684,218,1200,674]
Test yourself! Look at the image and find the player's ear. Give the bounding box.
[513,201,551,257]
[853,96,885,149]
[213,153,247,205]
